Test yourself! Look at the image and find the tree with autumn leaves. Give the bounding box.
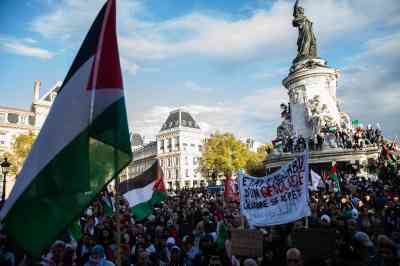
[3,132,36,176]
[200,132,272,179]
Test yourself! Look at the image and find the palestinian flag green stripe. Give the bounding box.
[3,98,131,257]
[131,190,167,221]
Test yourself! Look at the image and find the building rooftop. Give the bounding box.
[0,106,33,114]
[160,109,200,131]
[130,133,144,146]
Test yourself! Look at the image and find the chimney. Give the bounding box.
[33,80,41,101]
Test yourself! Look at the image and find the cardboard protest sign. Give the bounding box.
[231,229,264,257]
[292,228,336,261]
[239,153,311,226]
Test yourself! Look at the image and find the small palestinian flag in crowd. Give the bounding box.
[119,160,167,220]
[224,175,240,203]
[331,161,341,193]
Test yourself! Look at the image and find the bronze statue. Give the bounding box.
[292,0,317,63]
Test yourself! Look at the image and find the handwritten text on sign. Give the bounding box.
[239,153,311,226]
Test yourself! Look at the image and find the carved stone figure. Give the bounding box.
[306,96,338,135]
[289,86,305,104]
[292,0,317,63]
[277,120,292,139]
[277,103,293,139]
[280,103,291,121]
[340,112,351,129]
[320,104,335,128]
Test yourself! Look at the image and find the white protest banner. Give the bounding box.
[239,153,311,226]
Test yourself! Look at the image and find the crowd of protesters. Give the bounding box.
[0,142,399,266]
[274,125,384,154]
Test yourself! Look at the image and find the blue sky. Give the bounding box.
[0,0,399,142]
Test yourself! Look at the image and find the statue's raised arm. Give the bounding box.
[293,0,300,17]
[292,0,318,64]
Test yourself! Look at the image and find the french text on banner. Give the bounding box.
[239,153,310,227]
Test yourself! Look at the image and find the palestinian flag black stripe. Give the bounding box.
[118,160,160,194]
[60,2,107,92]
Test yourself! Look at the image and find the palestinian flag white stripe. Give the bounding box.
[119,160,167,220]
[124,181,155,208]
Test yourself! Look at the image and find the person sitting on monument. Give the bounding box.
[308,137,314,151]
[298,135,306,152]
[316,134,324,151]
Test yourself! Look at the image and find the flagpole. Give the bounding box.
[88,1,122,264]
[305,137,310,229]
[115,174,122,266]
[114,111,122,266]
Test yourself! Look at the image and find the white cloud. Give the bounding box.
[23,38,38,44]
[121,58,140,76]
[118,0,400,64]
[1,38,54,59]
[30,0,144,41]
[27,0,400,140]
[31,0,399,64]
[130,86,287,142]
[184,81,213,93]
[339,31,400,138]
[251,67,288,80]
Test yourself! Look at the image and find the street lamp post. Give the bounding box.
[1,157,11,203]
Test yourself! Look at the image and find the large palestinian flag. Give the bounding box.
[119,160,166,220]
[0,0,132,257]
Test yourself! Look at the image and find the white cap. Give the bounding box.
[351,208,359,219]
[321,214,331,224]
[166,237,175,245]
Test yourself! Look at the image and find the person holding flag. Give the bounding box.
[331,161,341,193]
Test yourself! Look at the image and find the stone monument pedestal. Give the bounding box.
[282,59,341,139]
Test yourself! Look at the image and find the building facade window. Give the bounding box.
[0,113,6,123]
[176,169,179,179]
[160,140,165,152]
[175,157,179,166]
[168,138,172,149]
[185,181,190,187]
[175,136,179,149]
[185,169,189,177]
[20,115,27,124]
[198,145,202,152]
[7,113,19,124]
